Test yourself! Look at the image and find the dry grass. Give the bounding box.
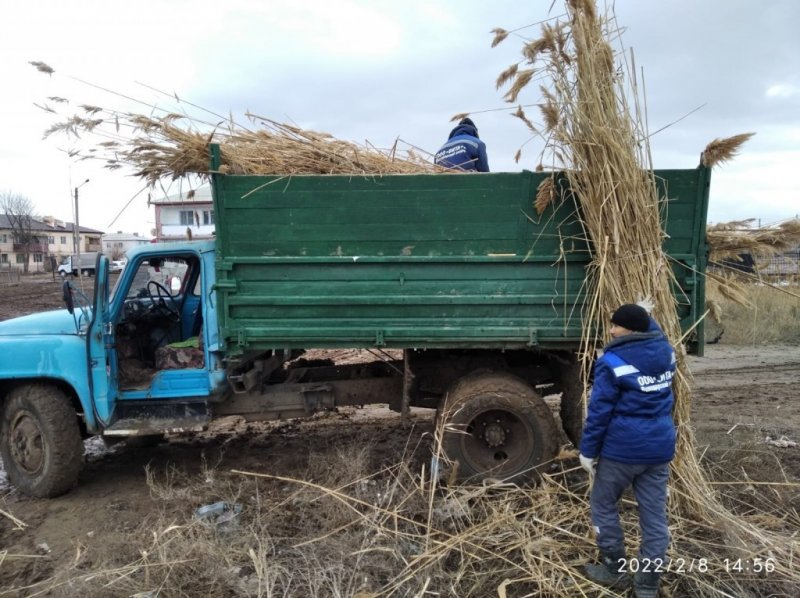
[706,280,800,345]
[8,419,798,597]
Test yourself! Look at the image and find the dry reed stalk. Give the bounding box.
[511,104,538,134]
[449,111,471,122]
[504,69,536,103]
[702,132,756,167]
[0,508,27,531]
[534,176,556,215]
[490,28,510,48]
[495,64,519,89]
[706,271,753,306]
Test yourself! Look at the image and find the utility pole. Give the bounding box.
[74,179,89,279]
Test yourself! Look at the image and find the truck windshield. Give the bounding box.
[110,256,190,302]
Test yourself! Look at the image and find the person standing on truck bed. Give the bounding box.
[434,117,489,172]
[578,303,677,598]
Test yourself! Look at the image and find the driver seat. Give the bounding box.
[155,327,204,370]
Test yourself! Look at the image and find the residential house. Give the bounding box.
[150,185,215,241]
[101,231,153,259]
[0,215,103,272]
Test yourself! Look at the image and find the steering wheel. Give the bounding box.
[146,280,180,322]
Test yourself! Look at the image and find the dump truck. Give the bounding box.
[0,145,711,497]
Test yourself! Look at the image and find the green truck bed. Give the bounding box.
[210,147,710,354]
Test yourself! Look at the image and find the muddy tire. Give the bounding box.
[1,385,84,497]
[439,372,559,484]
[558,358,585,447]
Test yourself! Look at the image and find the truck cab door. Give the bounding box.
[86,254,117,424]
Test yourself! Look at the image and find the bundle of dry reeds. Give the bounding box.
[492,0,800,594]
[708,218,800,263]
[496,0,712,515]
[42,101,438,184]
[705,218,800,315]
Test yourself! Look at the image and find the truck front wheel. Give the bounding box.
[439,372,559,484]
[0,385,84,497]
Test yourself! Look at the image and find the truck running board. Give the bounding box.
[103,400,210,436]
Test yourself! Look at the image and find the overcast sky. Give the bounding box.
[1,0,798,236]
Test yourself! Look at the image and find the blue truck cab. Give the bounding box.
[0,242,226,496]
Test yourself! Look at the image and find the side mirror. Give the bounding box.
[62,281,74,314]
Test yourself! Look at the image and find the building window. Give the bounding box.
[16,254,25,264]
[33,253,44,263]
[179,210,194,226]
[106,243,112,249]
[1,234,7,243]
[0,254,7,263]
[48,236,55,244]
[61,236,67,244]
[203,210,214,225]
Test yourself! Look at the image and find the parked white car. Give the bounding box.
[110,259,127,272]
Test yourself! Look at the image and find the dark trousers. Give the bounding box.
[590,458,670,560]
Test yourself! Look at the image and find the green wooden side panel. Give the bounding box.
[210,150,710,354]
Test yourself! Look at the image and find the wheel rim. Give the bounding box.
[458,408,536,476]
[9,410,46,476]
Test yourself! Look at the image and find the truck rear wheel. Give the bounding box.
[439,372,559,484]
[0,385,84,497]
[558,358,584,447]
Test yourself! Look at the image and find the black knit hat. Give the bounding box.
[611,304,650,333]
[459,117,476,129]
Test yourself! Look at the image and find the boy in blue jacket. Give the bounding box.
[434,117,490,172]
[579,304,676,598]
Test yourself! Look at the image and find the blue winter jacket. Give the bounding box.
[579,319,677,464]
[434,123,490,172]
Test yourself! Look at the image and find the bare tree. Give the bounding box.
[0,191,37,273]
[110,245,126,261]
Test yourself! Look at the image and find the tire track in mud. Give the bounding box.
[692,362,799,390]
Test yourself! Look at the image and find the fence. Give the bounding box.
[758,248,800,277]
[0,270,21,284]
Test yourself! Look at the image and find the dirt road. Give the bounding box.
[1,275,798,594]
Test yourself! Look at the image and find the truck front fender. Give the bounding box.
[0,335,98,432]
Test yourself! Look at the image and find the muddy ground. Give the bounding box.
[1,274,798,595]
